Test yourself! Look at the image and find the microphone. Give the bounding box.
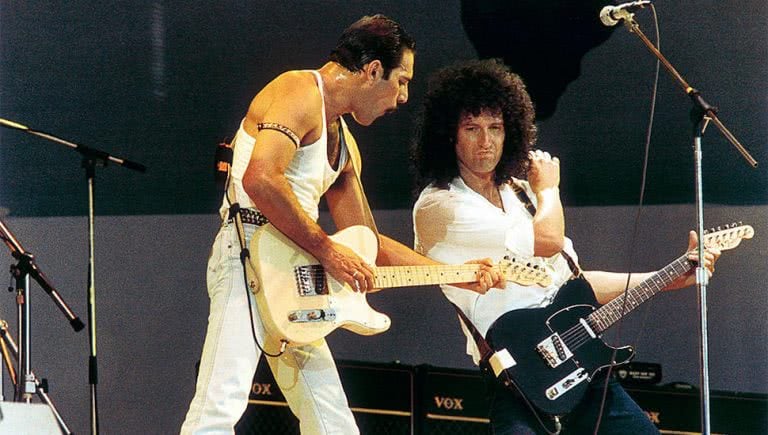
[600,1,651,27]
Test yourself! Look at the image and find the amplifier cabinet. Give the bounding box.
[234,358,767,435]
[236,358,413,434]
[234,356,298,434]
[625,385,768,434]
[415,365,491,435]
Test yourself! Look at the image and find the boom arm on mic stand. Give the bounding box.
[602,5,758,435]
[0,117,148,435]
[0,220,83,332]
[602,9,757,167]
[0,118,147,173]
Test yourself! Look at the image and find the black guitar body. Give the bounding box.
[486,278,635,418]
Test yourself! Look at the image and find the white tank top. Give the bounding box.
[220,70,348,222]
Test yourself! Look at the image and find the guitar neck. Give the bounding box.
[374,264,483,288]
[588,254,692,334]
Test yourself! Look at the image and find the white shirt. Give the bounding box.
[413,177,579,364]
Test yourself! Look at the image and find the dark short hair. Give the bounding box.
[329,15,416,79]
[412,59,537,191]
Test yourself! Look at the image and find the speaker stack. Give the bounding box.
[235,358,768,434]
[414,365,490,435]
[235,358,413,434]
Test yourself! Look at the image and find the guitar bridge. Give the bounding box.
[536,333,573,368]
[287,309,336,323]
[294,265,327,296]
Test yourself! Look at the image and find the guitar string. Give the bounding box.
[300,259,544,276]
[303,265,543,287]
[559,234,740,351]
[559,258,692,350]
[549,232,738,357]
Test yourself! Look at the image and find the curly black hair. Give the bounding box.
[411,59,537,191]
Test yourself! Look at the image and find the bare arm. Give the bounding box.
[582,270,654,305]
[583,231,720,305]
[326,160,499,293]
[241,73,372,293]
[527,150,565,256]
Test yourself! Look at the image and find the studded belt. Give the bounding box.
[230,208,270,226]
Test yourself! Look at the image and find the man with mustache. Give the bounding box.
[182,16,496,435]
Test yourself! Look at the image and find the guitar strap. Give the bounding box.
[446,180,574,434]
[451,301,496,362]
[450,180,582,376]
[510,182,582,278]
[224,118,379,251]
[337,120,381,240]
[451,299,562,434]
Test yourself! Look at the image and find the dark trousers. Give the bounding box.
[488,376,660,435]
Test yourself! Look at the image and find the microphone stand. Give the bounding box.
[0,219,80,434]
[613,11,758,435]
[0,320,73,434]
[0,118,146,435]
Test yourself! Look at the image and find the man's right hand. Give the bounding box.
[527,149,560,194]
[316,241,375,293]
[526,149,566,257]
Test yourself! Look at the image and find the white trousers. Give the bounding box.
[181,223,359,434]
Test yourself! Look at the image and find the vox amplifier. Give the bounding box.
[414,365,491,435]
[236,357,413,434]
[625,384,768,434]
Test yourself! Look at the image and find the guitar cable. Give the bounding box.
[223,142,286,359]
[592,4,660,434]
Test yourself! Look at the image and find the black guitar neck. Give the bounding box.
[588,254,693,334]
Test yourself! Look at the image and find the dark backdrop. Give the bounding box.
[0,2,766,434]
[1,1,766,217]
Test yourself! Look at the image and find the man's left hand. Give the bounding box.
[666,231,721,290]
[455,258,504,294]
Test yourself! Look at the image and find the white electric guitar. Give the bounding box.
[247,224,552,347]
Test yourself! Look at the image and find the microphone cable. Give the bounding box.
[593,3,660,434]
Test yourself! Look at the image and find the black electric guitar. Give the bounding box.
[484,223,753,432]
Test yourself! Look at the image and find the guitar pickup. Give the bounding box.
[287,309,336,323]
[294,265,328,296]
[545,368,588,400]
[536,333,573,368]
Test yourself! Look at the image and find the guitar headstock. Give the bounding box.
[498,257,553,287]
[703,222,754,251]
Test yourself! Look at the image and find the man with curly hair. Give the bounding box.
[411,59,718,434]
